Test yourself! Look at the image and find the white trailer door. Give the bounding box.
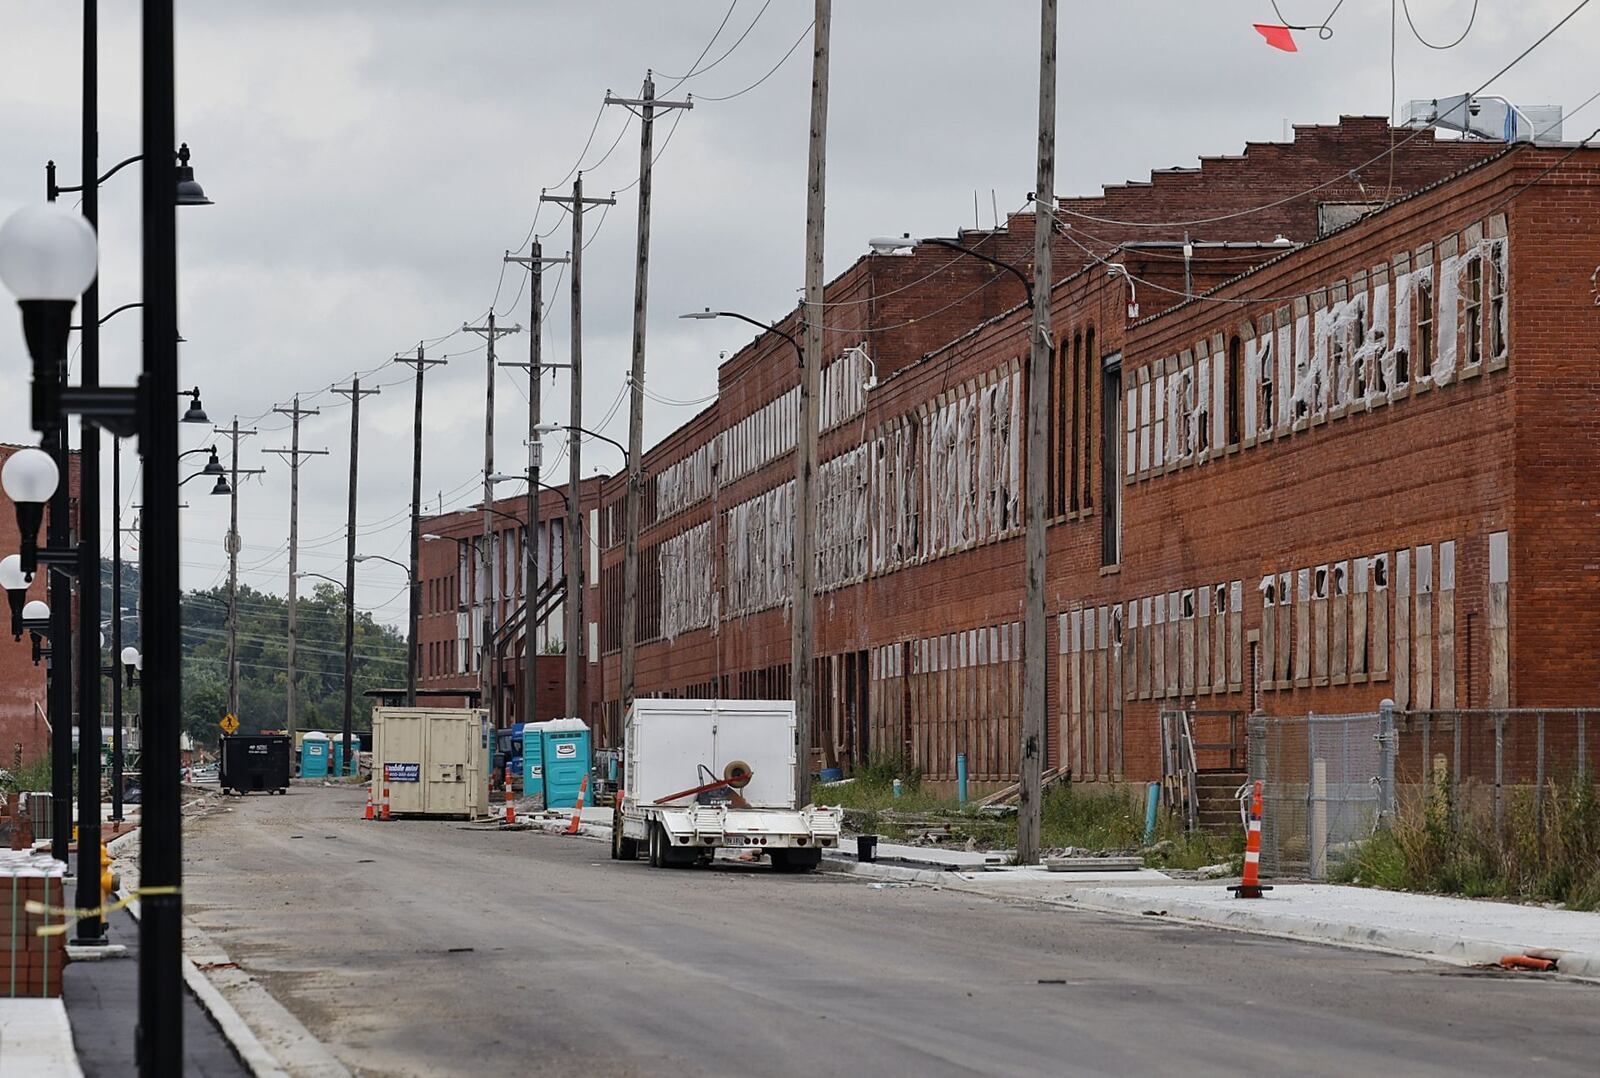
[711,704,796,809]
[629,706,717,804]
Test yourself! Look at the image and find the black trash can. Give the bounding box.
[857,834,878,863]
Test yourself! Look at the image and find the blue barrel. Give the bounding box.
[819,767,844,784]
[300,732,330,778]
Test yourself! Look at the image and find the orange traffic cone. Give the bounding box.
[363,788,375,821]
[565,774,589,835]
[504,765,516,825]
[1227,780,1272,899]
[381,782,392,821]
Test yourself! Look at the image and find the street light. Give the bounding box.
[179,387,209,425]
[0,204,98,433]
[121,646,142,688]
[2,555,33,639]
[2,448,59,574]
[23,601,50,666]
[294,571,345,589]
[354,553,412,578]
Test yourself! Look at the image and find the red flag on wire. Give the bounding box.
[1253,23,1298,52]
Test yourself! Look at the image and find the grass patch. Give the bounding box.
[1335,771,1600,909]
[817,764,1241,869]
[2,754,56,796]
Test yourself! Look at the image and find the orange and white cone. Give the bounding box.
[504,765,517,825]
[1227,780,1272,899]
[565,774,589,835]
[363,788,375,821]
[381,782,392,822]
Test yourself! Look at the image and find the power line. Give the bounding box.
[1401,0,1478,49]
[694,19,813,102]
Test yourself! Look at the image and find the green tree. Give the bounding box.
[177,582,408,742]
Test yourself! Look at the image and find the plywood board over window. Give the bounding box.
[1438,541,1457,709]
[1212,583,1229,693]
[1295,568,1312,687]
[1312,564,1330,687]
[1195,586,1212,695]
[1351,557,1369,683]
[1139,596,1153,700]
[1260,576,1277,691]
[1394,549,1411,709]
[1370,552,1390,681]
[1488,531,1509,707]
[1153,593,1167,699]
[1166,591,1181,698]
[1331,560,1349,684]
[1414,544,1434,710]
[1276,572,1293,689]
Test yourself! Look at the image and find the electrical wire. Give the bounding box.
[659,0,773,87]
[611,109,688,196]
[1401,0,1478,49]
[658,0,740,93]
[1269,0,1348,39]
[694,19,812,102]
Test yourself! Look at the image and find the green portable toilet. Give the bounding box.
[523,725,547,810]
[300,732,331,778]
[539,718,590,809]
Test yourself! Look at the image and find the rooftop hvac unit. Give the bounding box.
[1403,95,1563,143]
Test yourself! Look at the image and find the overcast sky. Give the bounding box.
[0,0,1594,629]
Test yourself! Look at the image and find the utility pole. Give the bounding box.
[607,74,691,724]
[267,397,326,745]
[213,418,260,721]
[1017,0,1058,865]
[395,346,445,708]
[463,314,521,727]
[503,244,568,725]
[331,377,379,774]
[795,0,830,807]
[541,175,614,724]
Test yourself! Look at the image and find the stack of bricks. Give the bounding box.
[1,848,67,998]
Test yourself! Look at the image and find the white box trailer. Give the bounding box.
[371,706,492,818]
[611,698,843,871]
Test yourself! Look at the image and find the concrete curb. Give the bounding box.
[111,832,351,1077]
[1052,887,1600,983]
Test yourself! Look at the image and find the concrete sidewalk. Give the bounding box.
[821,841,1600,980]
[1059,882,1600,979]
[0,999,81,1078]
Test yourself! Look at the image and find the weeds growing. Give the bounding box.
[1335,771,1600,909]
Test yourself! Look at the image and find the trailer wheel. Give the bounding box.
[648,823,664,868]
[771,848,822,873]
[612,817,639,861]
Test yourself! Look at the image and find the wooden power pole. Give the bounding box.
[607,73,691,723]
[463,314,522,727]
[541,175,614,724]
[502,242,569,725]
[794,0,831,808]
[395,345,446,708]
[267,396,326,746]
[1017,0,1057,865]
[332,376,380,774]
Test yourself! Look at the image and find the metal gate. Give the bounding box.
[1248,709,1395,878]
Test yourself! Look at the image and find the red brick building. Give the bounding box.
[414,119,1600,785]
[415,479,605,727]
[0,443,79,769]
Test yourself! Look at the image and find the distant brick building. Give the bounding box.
[0,443,79,769]
[412,119,1600,786]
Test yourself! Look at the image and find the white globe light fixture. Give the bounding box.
[0,203,99,435]
[2,447,60,574]
[0,203,99,302]
[121,645,140,667]
[2,554,34,639]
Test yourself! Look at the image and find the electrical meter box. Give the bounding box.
[370,707,491,818]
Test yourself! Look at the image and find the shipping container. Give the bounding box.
[370,707,491,818]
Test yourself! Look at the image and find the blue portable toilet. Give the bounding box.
[541,718,591,809]
[300,731,331,778]
[509,722,525,785]
[523,725,546,808]
[332,734,361,776]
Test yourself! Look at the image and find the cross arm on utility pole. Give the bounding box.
[395,344,447,373]
[264,447,329,461]
[504,253,570,268]
[539,191,617,208]
[462,320,522,339]
[272,402,320,421]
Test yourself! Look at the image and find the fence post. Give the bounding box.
[1378,699,1396,823]
[1494,712,1505,841]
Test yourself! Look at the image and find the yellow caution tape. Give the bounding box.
[25,885,181,936]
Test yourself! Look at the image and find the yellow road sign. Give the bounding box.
[220,713,240,735]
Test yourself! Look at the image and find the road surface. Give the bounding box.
[182,785,1596,1077]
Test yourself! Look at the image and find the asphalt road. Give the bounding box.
[183,784,1596,1078]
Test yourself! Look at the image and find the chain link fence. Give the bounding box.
[1248,709,1394,879]
[1394,709,1600,839]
